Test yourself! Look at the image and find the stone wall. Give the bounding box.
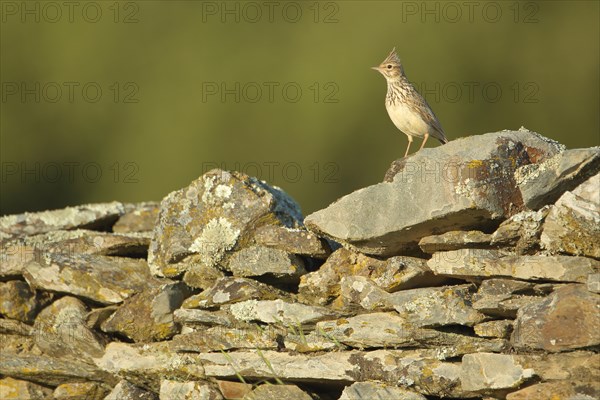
[1,128,599,399]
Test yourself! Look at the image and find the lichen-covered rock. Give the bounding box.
[516,147,600,210]
[490,208,549,254]
[472,278,537,318]
[474,320,513,339]
[0,377,53,400]
[173,308,233,328]
[299,248,443,306]
[339,382,427,400]
[460,353,534,391]
[113,202,159,233]
[540,173,600,258]
[53,382,111,400]
[389,284,484,327]
[251,224,331,258]
[101,282,191,342]
[428,249,598,283]
[159,379,223,400]
[170,327,279,353]
[512,284,600,352]
[506,381,599,400]
[306,129,564,256]
[33,296,106,362]
[243,384,313,400]
[23,253,163,304]
[229,299,338,326]
[225,246,306,283]
[419,230,492,253]
[0,353,116,387]
[182,277,286,309]
[95,342,206,392]
[0,280,49,323]
[148,169,303,277]
[0,201,126,238]
[104,380,158,400]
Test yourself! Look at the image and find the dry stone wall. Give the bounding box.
[1,128,599,399]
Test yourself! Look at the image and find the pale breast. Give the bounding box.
[385,101,428,138]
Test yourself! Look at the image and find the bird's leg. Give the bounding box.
[404,135,413,157]
[419,133,430,150]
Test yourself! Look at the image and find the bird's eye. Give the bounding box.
[386,64,393,69]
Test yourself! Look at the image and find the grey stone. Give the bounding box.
[148,169,302,278]
[516,147,600,210]
[460,353,534,391]
[229,299,338,326]
[94,342,206,392]
[428,249,598,283]
[170,327,279,353]
[339,382,427,400]
[53,382,111,399]
[225,246,306,283]
[305,130,564,256]
[419,230,492,253]
[474,320,513,339]
[182,277,286,309]
[102,282,190,342]
[23,253,163,304]
[159,379,223,399]
[33,296,106,362]
[243,384,313,400]
[0,201,125,238]
[104,380,158,400]
[173,308,233,328]
[490,208,549,254]
[540,173,600,258]
[113,202,159,233]
[0,353,116,387]
[587,273,600,293]
[251,224,331,258]
[389,284,484,327]
[512,284,600,352]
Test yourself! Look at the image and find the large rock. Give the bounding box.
[148,169,303,277]
[0,377,53,400]
[516,147,600,210]
[305,130,564,256]
[339,382,426,400]
[0,281,49,323]
[540,173,600,258]
[512,284,600,352]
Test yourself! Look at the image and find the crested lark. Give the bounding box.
[372,48,448,157]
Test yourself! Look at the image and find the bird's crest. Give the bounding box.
[383,47,402,65]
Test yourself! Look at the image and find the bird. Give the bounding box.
[372,48,448,157]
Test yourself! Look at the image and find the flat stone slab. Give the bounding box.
[229,299,338,326]
[23,253,164,304]
[460,353,534,391]
[0,202,125,238]
[305,130,563,256]
[427,249,598,283]
[419,230,492,253]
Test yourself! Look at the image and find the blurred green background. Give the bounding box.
[1,0,599,217]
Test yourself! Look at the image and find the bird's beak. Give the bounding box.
[371,66,381,71]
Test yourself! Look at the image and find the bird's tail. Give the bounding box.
[438,136,449,145]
